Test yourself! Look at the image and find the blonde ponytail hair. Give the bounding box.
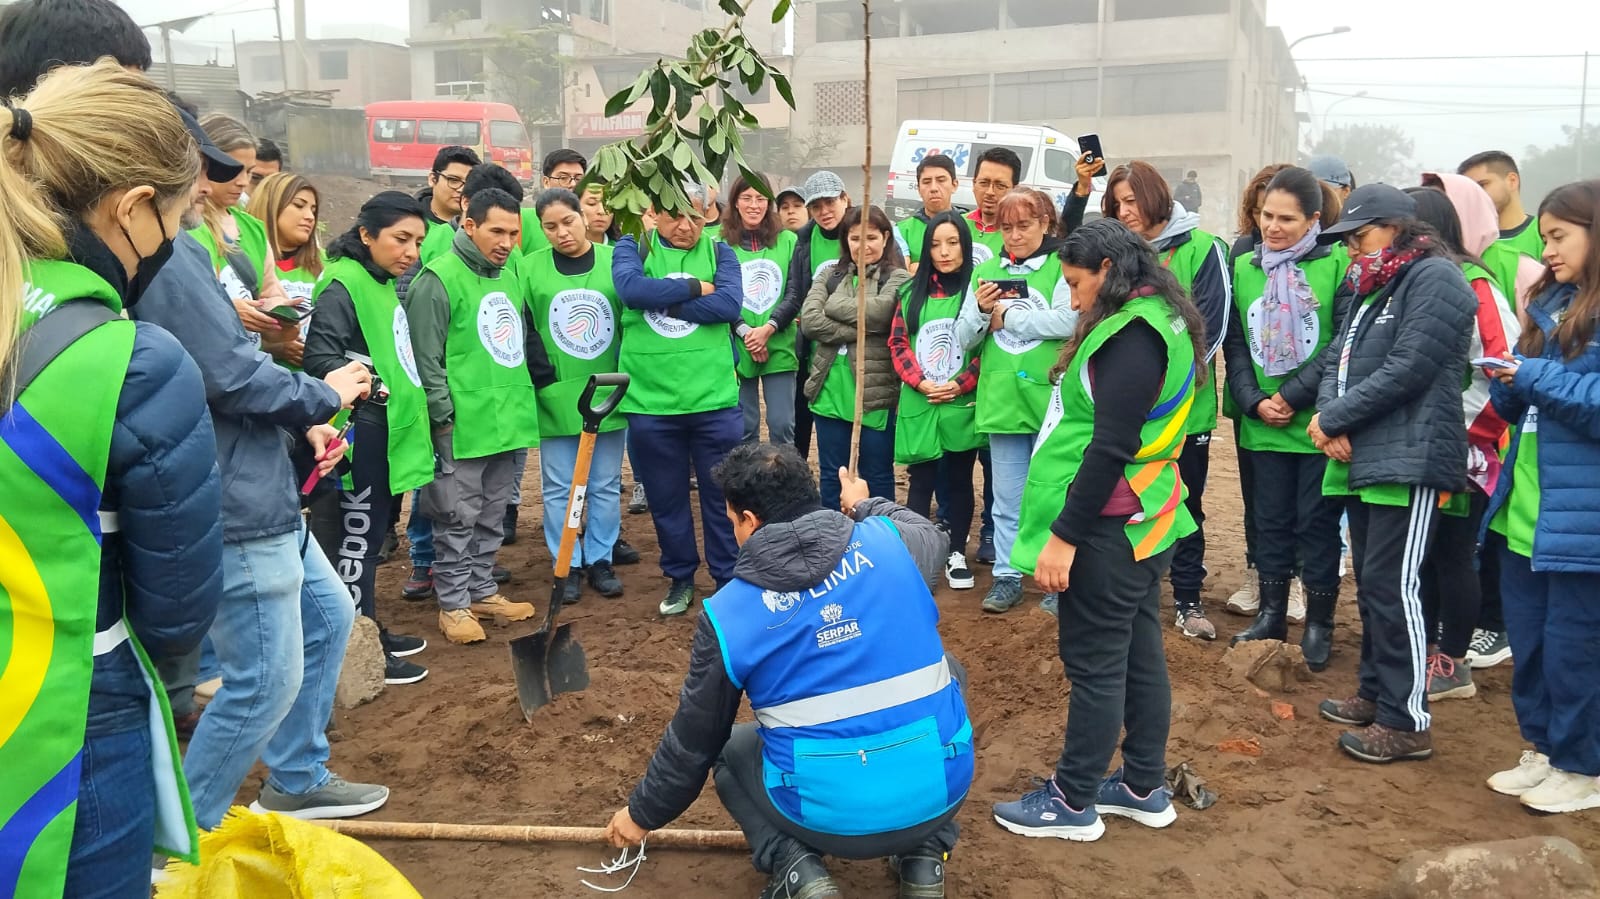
[0,59,200,379]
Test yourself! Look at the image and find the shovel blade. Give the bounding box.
[545,624,590,698]
[510,631,554,721]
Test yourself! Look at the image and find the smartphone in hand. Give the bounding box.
[984,279,1030,299]
[264,304,305,324]
[1078,133,1106,172]
[1472,356,1516,371]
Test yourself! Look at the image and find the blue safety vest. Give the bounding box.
[703,517,973,836]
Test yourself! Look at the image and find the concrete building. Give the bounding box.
[788,0,1298,233]
[407,0,789,160]
[237,37,410,105]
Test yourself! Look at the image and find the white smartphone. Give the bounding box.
[1471,356,1516,370]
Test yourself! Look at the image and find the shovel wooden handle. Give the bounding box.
[314,819,747,850]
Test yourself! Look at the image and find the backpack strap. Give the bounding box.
[8,300,120,398]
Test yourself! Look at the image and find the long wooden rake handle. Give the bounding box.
[313,819,747,850]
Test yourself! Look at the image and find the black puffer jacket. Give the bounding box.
[1316,255,1474,492]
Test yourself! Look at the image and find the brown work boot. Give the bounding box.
[439,609,486,644]
[470,594,536,622]
[1318,694,1377,726]
[1338,722,1433,764]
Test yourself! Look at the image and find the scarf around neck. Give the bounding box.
[1258,222,1322,376]
[1349,240,1429,297]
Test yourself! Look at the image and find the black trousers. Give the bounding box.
[1477,530,1506,632]
[1054,515,1175,809]
[793,342,814,461]
[908,448,978,552]
[712,655,968,874]
[1235,432,1258,569]
[306,409,392,625]
[1347,492,1439,733]
[1420,492,1487,659]
[1169,432,1210,603]
[1251,451,1344,591]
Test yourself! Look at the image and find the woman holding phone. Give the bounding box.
[723,172,801,446]
[993,218,1203,843]
[957,188,1078,614]
[801,204,908,511]
[1223,166,1349,670]
[303,191,437,685]
[892,211,985,590]
[1482,180,1600,814]
[247,172,325,370]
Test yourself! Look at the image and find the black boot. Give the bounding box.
[1300,586,1339,672]
[760,852,840,899]
[892,852,947,899]
[1230,577,1289,646]
[502,504,518,545]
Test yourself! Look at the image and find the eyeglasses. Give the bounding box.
[546,173,583,186]
[737,195,768,206]
[973,179,1013,193]
[434,172,466,189]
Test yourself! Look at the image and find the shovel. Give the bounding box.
[511,372,630,721]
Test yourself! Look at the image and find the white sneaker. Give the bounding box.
[945,552,975,590]
[1519,768,1600,813]
[1488,750,1552,796]
[1225,573,1259,615]
[1286,579,1307,624]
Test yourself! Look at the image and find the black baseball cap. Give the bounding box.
[174,102,244,182]
[1318,184,1416,244]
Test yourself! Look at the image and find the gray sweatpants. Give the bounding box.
[428,439,517,612]
[738,371,797,446]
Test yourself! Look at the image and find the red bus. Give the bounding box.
[366,100,535,182]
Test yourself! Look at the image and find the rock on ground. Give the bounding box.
[336,615,386,709]
[1386,836,1599,899]
[1221,639,1313,693]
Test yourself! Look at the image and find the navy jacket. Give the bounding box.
[133,233,341,542]
[1486,283,1600,572]
[54,232,225,736]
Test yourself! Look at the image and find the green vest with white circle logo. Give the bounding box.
[726,230,799,378]
[971,254,1070,435]
[619,234,738,416]
[420,250,540,458]
[522,243,627,437]
[894,285,985,464]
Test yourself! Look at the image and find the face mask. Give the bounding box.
[120,198,177,306]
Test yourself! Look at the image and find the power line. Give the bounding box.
[1297,54,1591,62]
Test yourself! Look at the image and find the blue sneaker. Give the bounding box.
[1040,593,1059,617]
[992,778,1104,841]
[1096,768,1177,828]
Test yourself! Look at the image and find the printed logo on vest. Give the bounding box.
[993,287,1049,355]
[814,258,837,281]
[816,602,862,649]
[643,272,702,338]
[741,258,784,315]
[1245,294,1320,368]
[477,292,526,367]
[915,319,964,383]
[762,589,801,613]
[1034,384,1067,459]
[549,288,616,360]
[21,282,55,316]
[970,243,995,267]
[282,279,316,303]
[393,305,423,386]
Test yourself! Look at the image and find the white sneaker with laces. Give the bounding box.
[1488,750,1552,797]
[1519,768,1600,813]
[945,552,975,590]
[1286,578,1307,624]
[1225,573,1259,615]
[1466,628,1513,669]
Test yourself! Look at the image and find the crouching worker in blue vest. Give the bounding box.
[604,443,974,898]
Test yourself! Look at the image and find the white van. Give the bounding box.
[886,119,1104,223]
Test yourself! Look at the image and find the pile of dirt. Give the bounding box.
[227,420,1600,898]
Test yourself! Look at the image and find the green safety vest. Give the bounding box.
[1160,229,1223,435]
[419,219,455,267]
[1482,241,1525,311]
[522,243,628,437]
[971,254,1071,435]
[1013,294,1199,571]
[3,261,199,898]
[703,223,722,243]
[619,234,739,416]
[809,229,841,283]
[314,258,434,493]
[275,256,325,373]
[1499,218,1546,267]
[419,250,540,458]
[726,230,799,379]
[809,273,890,431]
[964,211,1006,259]
[1489,405,1540,556]
[1229,245,1349,453]
[894,284,985,464]
[901,212,997,269]
[188,210,269,301]
[519,208,551,257]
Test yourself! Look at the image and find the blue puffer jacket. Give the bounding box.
[56,232,226,737]
[1486,283,1600,573]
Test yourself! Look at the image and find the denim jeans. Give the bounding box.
[183,521,355,829]
[510,447,529,506]
[407,488,434,568]
[988,432,1035,580]
[813,414,896,513]
[64,725,155,898]
[540,429,627,567]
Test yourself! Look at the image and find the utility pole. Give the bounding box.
[293,0,310,91]
[160,24,178,91]
[1579,51,1590,180]
[271,0,290,92]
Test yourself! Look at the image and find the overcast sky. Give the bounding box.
[118,0,1598,170]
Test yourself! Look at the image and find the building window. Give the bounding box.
[319,50,348,81]
[593,60,647,97]
[994,68,1096,121]
[251,54,283,83]
[815,0,898,42]
[1114,0,1228,20]
[430,0,481,22]
[898,75,986,123]
[434,48,485,96]
[418,119,482,145]
[816,79,865,126]
[1005,0,1098,27]
[1103,61,1228,116]
[726,79,770,106]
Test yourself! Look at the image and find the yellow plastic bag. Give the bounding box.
[157,807,423,899]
